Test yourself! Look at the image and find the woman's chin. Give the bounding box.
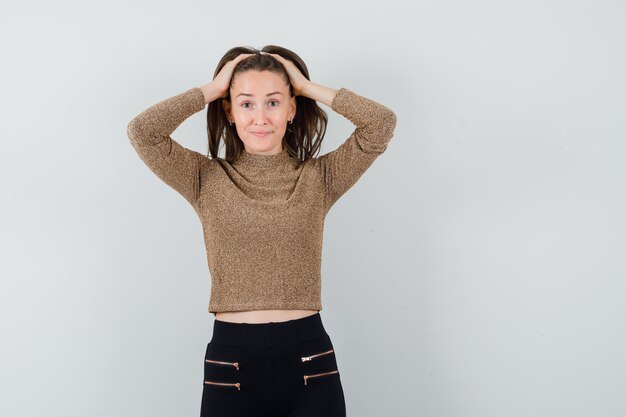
[245,140,283,154]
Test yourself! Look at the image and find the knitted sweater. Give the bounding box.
[127,86,397,314]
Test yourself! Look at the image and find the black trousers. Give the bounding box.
[200,312,346,417]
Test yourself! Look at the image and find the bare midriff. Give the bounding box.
[214,309,319,324]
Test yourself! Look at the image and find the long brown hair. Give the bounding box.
[206,45,328,163]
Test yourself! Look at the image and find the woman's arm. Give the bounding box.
[258,53,398,214]
[302,82,398,214]
[127,55,251,207]
[300,81,339,108]
[126,87,208,208]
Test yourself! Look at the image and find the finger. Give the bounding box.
[236,53,254,61]
[261,51,279,59]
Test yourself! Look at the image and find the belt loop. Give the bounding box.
[240,323,245,347]
[267,322,274,347]
[289,320,299,345]
[266,323,271,346]
[295,316,304,342]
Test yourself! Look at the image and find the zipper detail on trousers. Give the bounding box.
[301,349,334,362]
[303,370,339,385]
[204,380,241,390]
[205,358,240,370]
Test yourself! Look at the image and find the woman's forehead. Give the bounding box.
[231,71,288,96]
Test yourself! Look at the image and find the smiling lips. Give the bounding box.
[251,131,272,137]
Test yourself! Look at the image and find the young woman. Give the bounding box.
[127,45,397,417]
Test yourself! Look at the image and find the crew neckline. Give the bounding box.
[233,147,292,168]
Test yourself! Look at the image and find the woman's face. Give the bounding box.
[223,70,296,156]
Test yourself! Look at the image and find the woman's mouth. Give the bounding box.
[251,131,272,137]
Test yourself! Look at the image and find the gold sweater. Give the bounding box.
[127,87,397,314]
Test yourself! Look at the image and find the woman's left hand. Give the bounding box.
[261,52,310,97]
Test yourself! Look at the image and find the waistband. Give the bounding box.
[210,313,328,348]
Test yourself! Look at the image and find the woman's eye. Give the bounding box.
[241,101,279,109]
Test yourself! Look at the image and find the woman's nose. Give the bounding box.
[254,108,269,124]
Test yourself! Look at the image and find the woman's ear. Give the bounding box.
[222,99,232,122]
[289,95,297,121]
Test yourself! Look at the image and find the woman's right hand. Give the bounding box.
[211,53,255,99]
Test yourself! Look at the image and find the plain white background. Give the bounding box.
[1,0,625,416]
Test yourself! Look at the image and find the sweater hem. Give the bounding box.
[208,302,323,314]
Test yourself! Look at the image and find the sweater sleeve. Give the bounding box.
[126,87,207,208]
[319,88,397,214]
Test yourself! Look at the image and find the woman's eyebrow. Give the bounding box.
[236,91,283,98]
